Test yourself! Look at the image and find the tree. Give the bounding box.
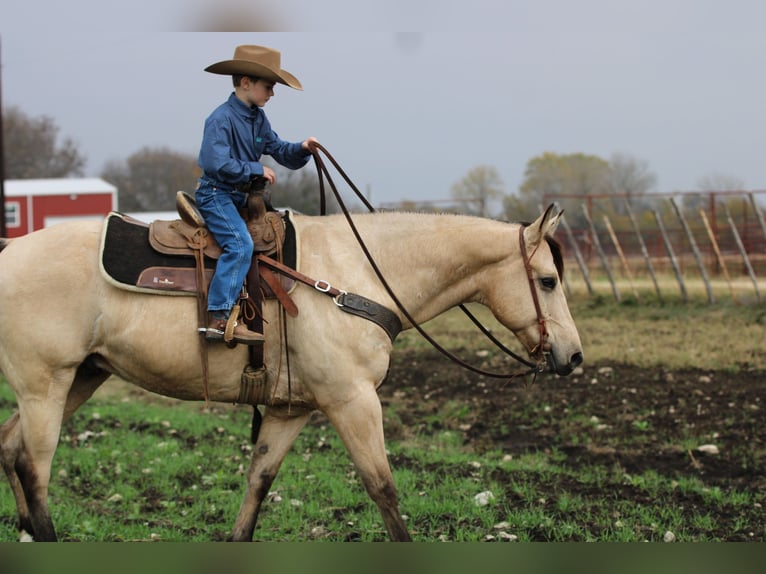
[697,172,745,193]
[608,152,657,204]
[2,105,85,178]
[691,171,747,218]
[102,147,200,212]
[450,165,504,217]
[507,152,611,225]
[263,158,343,215]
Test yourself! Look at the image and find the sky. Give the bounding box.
[1,0,765,206]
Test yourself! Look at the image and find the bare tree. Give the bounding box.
[262,158,344,215]
[608,152,657,212]
[697,172,745,192]
[2,106,85,178]
[686,171,748,216]
[450,165,504,217]
[102,147,200,212]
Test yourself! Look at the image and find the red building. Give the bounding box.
[3,178,117,238]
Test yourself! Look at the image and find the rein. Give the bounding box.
[307,143,547,381]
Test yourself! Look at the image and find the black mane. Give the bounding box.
[547,236,565,281]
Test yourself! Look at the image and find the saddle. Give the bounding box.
[150,190,286,259]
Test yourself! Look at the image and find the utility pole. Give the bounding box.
[0,36,6,238]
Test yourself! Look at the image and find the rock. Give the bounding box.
[598,366,614,375]
[498,532,518,541]
[310,526,328,539]
[474,491,495,506]
[663,531,676,543]
[697,444,720,455]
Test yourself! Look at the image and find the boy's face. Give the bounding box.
[241,77,275,108]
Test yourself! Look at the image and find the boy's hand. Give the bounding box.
[262,166,276,185]
[302,136,319,152]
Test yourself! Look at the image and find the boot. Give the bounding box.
[206,312,263,345]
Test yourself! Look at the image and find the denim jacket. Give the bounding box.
[198,93,309,188]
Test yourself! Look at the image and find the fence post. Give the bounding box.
[558,209,594,296]
[749,193,766,241]
[700,208,737,304]
[669,197,714,304]
[624,200,663,303]
[653,208,688,302]
[603,215,639,301]
[581,204,620,302]
[724,203,761,303]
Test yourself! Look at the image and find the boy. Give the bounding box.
[196,45,318,345]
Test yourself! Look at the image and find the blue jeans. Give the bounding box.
[195,181,254,313]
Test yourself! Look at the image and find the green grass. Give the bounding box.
[396,297,766,371]
[0,378,761,542]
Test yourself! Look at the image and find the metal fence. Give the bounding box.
[557,191,766,304]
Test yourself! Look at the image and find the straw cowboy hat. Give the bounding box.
[205,45,303,90]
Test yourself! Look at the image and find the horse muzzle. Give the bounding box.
[546,348,584,376]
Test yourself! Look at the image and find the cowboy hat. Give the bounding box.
[205,45,303,90]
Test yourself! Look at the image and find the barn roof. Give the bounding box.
[4,178,117,197]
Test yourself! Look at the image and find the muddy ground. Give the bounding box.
[378,349,765,541]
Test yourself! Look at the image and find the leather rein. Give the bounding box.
[306,143,549,381]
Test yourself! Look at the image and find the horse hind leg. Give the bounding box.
[230,408,311,541]
[0,361,109,541]
[0,412,34,540]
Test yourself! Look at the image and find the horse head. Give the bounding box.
[485,205,583,376]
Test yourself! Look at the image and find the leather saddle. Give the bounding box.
[149,190,286,260]
[108,190,296,299]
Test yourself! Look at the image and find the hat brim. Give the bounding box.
[205,60,303,90]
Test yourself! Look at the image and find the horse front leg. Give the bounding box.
[325,388,412,542]
[230,408,310,541]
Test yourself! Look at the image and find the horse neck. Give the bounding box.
[317,212,519,325]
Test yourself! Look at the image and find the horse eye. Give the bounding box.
[540,277,557,290]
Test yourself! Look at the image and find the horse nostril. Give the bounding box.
[570,352,583,368]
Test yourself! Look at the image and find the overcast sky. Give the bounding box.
[1,0,765,205]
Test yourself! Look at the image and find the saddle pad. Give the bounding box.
[99,212,298,296]
[99,213,213,295]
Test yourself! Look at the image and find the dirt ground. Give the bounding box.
[378,349,766,541]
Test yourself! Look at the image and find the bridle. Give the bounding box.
[307,143,550,381]
[518,224,549,365]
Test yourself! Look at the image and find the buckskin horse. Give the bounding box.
[0,203,582,541]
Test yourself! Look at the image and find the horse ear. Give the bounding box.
[524,204,562,246]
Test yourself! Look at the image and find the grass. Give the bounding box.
[0,297,764,541]
[0,383,761,542]
[397,296,766,370]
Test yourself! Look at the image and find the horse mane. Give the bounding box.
[547,236,565,281]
